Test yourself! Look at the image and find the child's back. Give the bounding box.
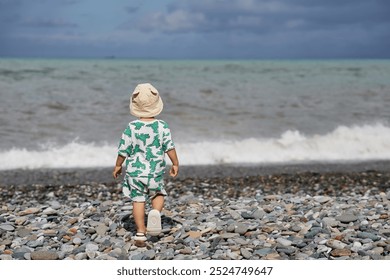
[118,119,175,179]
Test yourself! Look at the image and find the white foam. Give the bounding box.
[1,123,390,170]
[0,142,117,170]
[178,123,390,165]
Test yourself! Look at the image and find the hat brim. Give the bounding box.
[130,97,163,118]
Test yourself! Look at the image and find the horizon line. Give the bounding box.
[1,55,390,61]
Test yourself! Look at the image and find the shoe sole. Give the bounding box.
[147,209,161,236]
[135,240,146,247]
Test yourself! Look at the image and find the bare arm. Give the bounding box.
[112,155,125,179]
[167,148,179,177]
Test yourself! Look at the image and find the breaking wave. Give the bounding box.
[1,123,389,170]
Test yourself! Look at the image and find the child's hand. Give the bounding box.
[169,165,179,178]
[112,166,122,179]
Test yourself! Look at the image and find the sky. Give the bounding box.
[0,0,390,59]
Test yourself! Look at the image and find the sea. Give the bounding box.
[0,58,390,170]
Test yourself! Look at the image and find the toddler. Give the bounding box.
[113,83,179,247]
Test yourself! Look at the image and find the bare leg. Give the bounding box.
[132,202,146,233]
[152,194,164,212]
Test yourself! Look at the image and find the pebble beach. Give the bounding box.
[1,162,390,260]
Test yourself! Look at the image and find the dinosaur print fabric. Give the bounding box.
[118,119,175,201]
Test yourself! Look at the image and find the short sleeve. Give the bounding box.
[161,121,175,152]
[118,125,133,157]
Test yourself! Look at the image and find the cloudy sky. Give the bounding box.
[1,0,390,59]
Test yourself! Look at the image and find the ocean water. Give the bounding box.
[0,58,390,170]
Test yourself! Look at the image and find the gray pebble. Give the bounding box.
[254,248,273,257]
[276,246,296,255]
[234,223,249,235]
[73,237,82,245]
[1,170,390,261]
[31,251,59,260]
[61,244,75,253]
[336,214,358,223]
[358,232,381,241]
[240,248,252,259]
[144,249,156,259]
[291,225,301,232]
[304,228,323,238]
[86,243,99,252]
[326,239,346,249]
[277,237,292,247]
[322,217,338,227]
[0,254,13,260]
[0,224,15,231]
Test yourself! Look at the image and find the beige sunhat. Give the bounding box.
[130,83,164,118]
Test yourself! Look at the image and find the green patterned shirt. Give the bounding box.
[118,119,175,178]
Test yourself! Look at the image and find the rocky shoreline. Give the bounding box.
[1,162,390,260]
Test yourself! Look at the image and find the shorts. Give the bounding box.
[122,175,167,202]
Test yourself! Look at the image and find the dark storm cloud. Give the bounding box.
[0,0,80,31]
[20,18,78,28]
[1,0,390,58]
[136,0,390,34]
[0,0,22,7]
[124,0,390,58]
[0,0,22,36]
[125,5,140,14]
[0,0,22,19]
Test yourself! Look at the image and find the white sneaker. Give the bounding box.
[147,209,162,236]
